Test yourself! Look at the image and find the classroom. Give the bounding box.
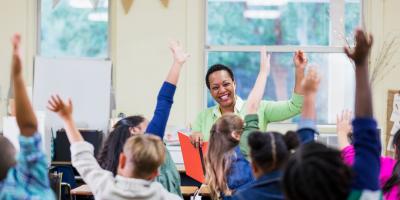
[0,0,400,200]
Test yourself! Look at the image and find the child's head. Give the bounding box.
[206,114,244,198]
[283,141,352,200]
[98,115,146,175]
[248,131,299,178]
[117,134,165,180]
[392,129,400,159]
[382,129,400,195]
[0,136,16,181]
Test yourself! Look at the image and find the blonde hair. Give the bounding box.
[123,134,165,179]
[205,114,244,199]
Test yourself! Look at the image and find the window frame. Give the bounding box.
[36,0,111,59]
[204,0,364,124]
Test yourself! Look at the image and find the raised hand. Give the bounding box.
[336,110,353,136]
[11,34,22,76]
[293,50,307,94]
[293,50,308,71]
[260,46,270,76]
[301,68,320,95]
[169,40,190,65]
[47,95,73,121]
[336,110,353,149]
[344,28,373,66]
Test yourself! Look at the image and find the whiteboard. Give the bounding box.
[33,57,112,134]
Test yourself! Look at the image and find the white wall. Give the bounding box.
[0,0,399,138]
[0,0,36,128]
[111,0,205,128]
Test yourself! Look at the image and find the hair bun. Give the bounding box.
[284,131,300,150]
[248,131,266,150]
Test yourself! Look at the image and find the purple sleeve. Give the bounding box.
[145,82,176,139]
[342,145,355,166]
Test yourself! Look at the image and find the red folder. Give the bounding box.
[178,132,208,183]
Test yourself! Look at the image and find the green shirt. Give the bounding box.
[192,93,304,141]
[240,114,260,160]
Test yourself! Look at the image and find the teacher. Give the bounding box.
[190,50,308,145]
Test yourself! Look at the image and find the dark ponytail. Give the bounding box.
[382,129,400,195]
[97,115,145,175]
[248,131,299,173]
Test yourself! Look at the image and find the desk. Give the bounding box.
[199,185,210,196]
[181,186,198,196]
[71,184,92,196]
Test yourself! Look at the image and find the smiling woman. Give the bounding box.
[190,50,306,144]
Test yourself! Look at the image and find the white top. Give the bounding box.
[70,141,182,200]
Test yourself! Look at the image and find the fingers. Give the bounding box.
[343,46,353,59]
[368,34,373,47]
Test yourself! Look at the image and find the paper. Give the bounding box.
[3,111,46,152]
[178,132,208,183]
[391,121,400,135]
[387,135,394,151]
[390,94,400,122]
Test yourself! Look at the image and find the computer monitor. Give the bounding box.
[53,129,103,162]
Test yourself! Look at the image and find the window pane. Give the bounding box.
[207,0,361,46]
[40,0,109,58]
[208,0,329,45]
[345,0,361,46]
[207,52,355,124]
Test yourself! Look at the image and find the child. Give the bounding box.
[97,41,189,196]
[205,47,270,199]
[282,29,382,200]
[337,111,399,199]
[0,34,55,199]
[48,95,181,200]
[98,115,145,174]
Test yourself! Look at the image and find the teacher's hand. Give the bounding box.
[189,131,204,148]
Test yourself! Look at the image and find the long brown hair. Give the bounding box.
[205,114,243,199]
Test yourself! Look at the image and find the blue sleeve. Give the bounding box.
[351,118,380,190]
[16,133,50,189]
[296,118,317,144]
[145,81,176,139]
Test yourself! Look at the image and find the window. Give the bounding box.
[206,0,361,124]
[39,0,109,58]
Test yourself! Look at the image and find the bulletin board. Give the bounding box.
[385,90,400,156]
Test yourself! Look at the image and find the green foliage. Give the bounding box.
[40,0,108,58]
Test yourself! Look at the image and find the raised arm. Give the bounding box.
[11,34,37,136]
[296,68,320,143]
[47,95,83,143]
[146,41,189,138]
[344,30,373,118]
[293,50,307,95]
[165,40,190,85]
[48,95,113,195]
[246,46,270,114]
[345,29,380,191]
[240,47,270,157]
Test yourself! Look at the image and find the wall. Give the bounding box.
[0,0,36,128]
[111,0,205,128]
